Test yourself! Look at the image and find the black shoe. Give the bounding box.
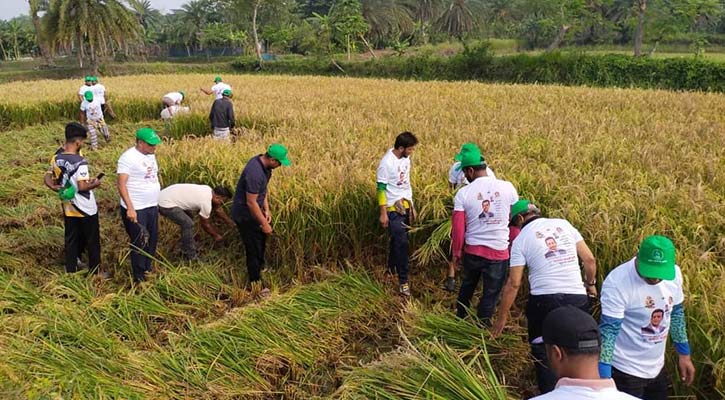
[443,277,456,292]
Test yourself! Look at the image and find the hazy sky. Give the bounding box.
[0,0,190,21]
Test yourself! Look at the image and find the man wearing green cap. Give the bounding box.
[491,199,598,394]
[448,143,495,190]
[79,90,110,150]
[450,143,518,323]
[209,89,235,141]
[45,122,105,276]
[117,127,162,282]
[200,76,232,100]
[598,235,695,399]
[77,76,94,102]
[231,144,290,291]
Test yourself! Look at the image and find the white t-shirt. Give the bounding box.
[117,147,160,210]
[80,99,104,121]
[376,148,413,207]
[160,106,190,120]
[532,379,639,400]
[78,84,92,98]
[448,161,495,187]
[600,258,685,379]
[91,83,106,104]
[164,92,183,104]
[453,176,518,251]
[159,184,213,219]
[211,82,232,99]
[510,218,587,295]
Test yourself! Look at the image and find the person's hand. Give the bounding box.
[212,235,225,248]
[51,184,62,192]
[409,207,418,225]
[491,318,506,338]
[379,212,389,229]
[678,354,696,385]
[126,208,138,223]
[261,223,273,235]
[451,256,462,270]
[586,285,598,297]
[264,210,272,224]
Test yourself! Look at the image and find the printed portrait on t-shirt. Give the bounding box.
[396,166,408,186]
[644,296,655,309]
[478,199,494,219]
[640,309,668,343]
[544,237,567,258]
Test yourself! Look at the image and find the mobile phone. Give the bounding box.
[96,173,105,180]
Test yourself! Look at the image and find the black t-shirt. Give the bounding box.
[231,155,271,222]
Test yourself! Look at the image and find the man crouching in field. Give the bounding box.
[376,131,419,297]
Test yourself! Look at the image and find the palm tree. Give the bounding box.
[437,0,480,40]
[360,0,415,44]
[127,0,161,31]
[28,0,54,66]
[413,0,444,43]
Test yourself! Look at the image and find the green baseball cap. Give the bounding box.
[84,91,94,101]
[454,143,478,161]
[637,235,676,280]
[179,90,186,99]
[222,89,232,97]
[58,182,76,201]
[214,76,222,82]
[510,199,532,223]
[267,143,290,166]
[136,127,162,146]
[455,145,485,171]
[84,75,93,82]
[89,76,98,82]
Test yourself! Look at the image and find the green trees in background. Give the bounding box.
[2,0,725,65]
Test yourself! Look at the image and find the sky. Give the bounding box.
[0,0,189,21]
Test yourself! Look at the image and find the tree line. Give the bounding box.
[2,0,724,68]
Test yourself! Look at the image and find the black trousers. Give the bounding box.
[64,214,101,273]
[612,367,668,400]
[526,293,590,394]
[455,254,508,324]
[121,206,158,282]
[387,211,410,284]
[236,219,267,283]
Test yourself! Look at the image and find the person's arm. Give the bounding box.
[451,210,466,262]
[44,171,61,191]
[377,182,388,228]
[209,105,215,129]
[214,206,235,227]
[491,265,525,336]
[228,102,235,129]
[671,268,695,384]
[117,173,137,223]
[263,193,271,224]
[200,87,213,95]
[79,106,87,124]
[598,276,626,378]
[200,217,223,241]
[77,178,101,192]
[246,192,272,234]
[576,240,598,297]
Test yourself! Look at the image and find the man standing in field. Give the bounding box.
[209,89,235,141]
[450,143,518,323]
[79,76,116,119]
[77,76,93,102]
[200,76,232,100]
[117,128,162,283]
[231,144,291,292]
[492,199,598,394]
[79,91,110,150]
[598,235,695,399]
[159,184,234,260]
[530,306,639,400]
[376,131,418,297]
[44,122,105,276]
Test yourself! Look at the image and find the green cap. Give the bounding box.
[267,143,290,166]
[637,235,676,280]
[454,143,478,161]
[222,89,232,97]
[84,91,94,101]
[455,145,485,171]
[84,75,93,82]
[89,76,98,82]
[179,90,186,99]
[136,127,162,146]
[214,76,222,82]
[510,199,532,223]
[58,183,76,201]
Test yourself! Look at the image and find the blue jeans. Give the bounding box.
[455,253,508,324]
[387,211,410,284]
[121,206,158,282]
[159,206,197,259]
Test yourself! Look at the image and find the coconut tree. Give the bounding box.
[28,0,55,66]
[437,0,482,39]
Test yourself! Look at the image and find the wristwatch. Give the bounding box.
[584,281,597,287]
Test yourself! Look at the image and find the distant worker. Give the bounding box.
[77,76,93,102]
[376,131,419,297]
[530,306,639,400]
[450,143,518,324]
[160,91,189,120]
[231,144,291,293]
[200,76,232,100]
[448,143,495,190]
[158,184,234,261]
[79,76,116,119]
[492,199,597,394]
[44,122,106,277]
[209,89,235,141]
[599,235,695,399]
[79,91,110,150]
[117,128,162,283]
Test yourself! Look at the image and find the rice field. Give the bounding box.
[0,73,723,399]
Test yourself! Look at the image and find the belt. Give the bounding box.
[386,199,411,212]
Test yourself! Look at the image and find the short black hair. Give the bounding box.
[213,186,232,198]
[557,345,601,357]
[65,122,88,142]
[652,309,664,316]
[394,131,418,149]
